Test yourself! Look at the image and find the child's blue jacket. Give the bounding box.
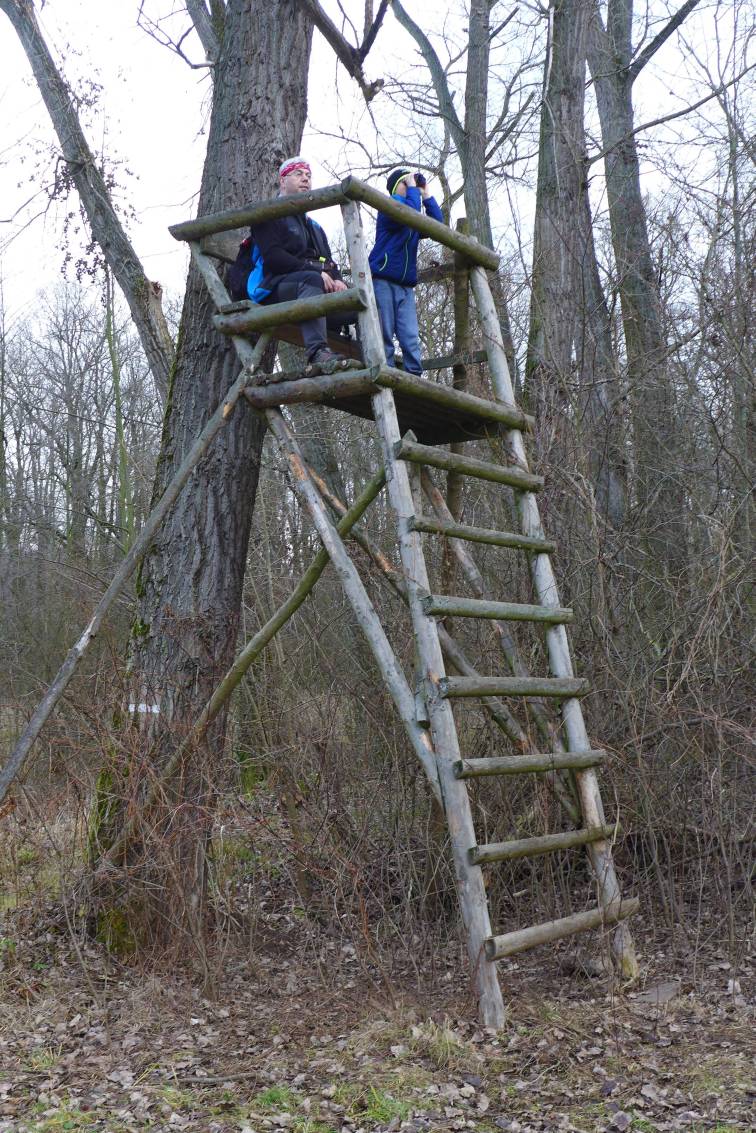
[368,186,444,287]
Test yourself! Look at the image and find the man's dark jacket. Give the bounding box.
[252,212,342,295]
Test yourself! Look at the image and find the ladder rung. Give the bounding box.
[454,750,606,778]
[410,516,555,553]
[440,676,589,699]
[470,824,616,866]
[420,348,488,370]
[422,594,572,624]
[485,899,640,961]
[394,438,543,492]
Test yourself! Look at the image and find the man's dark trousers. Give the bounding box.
[267,269,334,360]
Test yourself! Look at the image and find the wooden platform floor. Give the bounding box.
[322,384,504,445]
[232,319,509,446]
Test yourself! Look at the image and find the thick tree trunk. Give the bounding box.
[463,0,517,370]
[89,0,314,953]
[527,0,627,527]
[588,0,689,615]
[527,0,588,399]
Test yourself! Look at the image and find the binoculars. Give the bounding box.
[414,172,427,188]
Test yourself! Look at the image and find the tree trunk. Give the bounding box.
[527,0,589,402]
[391,0,517,370]
[588,0,689,618]
[575,181,628,528]
[89,0,314,955]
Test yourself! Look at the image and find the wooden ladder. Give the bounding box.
[189,196,638,1028]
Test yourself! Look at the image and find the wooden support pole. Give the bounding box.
[455,751,606,778]
[374,367,532,431]
[341,198,506,1029]
[422,348,488,371]
[422,595,574,625]
[194,467,387,733]
[340,177,500,270]
[441,676,589,699]
[0,332,273,807]
[213,286,367,335]
[264,406,441,800]
[409,515,555,553]
[244,368,379,409]
[169,184,351,241]
[172,179,498,269]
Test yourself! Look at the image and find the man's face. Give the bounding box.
[280,164,312,196]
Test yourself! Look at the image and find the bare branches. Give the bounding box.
[136,1,215,70]
[390,0,465,152]
[587,61,756,166]
[358,0,390,62]
[0,0,174,400]
[629,0,702,83]
[186,0,221,63]
[299,0,385,102]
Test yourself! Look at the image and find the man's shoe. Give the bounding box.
[309,347,346,366]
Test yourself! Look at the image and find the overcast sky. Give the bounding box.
[0,0,748,335]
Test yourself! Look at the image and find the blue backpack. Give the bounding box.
[227,235,270,303]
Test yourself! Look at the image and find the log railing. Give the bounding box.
[169,176,500,272]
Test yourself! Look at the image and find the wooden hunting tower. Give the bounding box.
[2,177,638,1027]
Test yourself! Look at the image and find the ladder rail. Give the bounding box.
[469,266,638,978]
[340,199,507,1028]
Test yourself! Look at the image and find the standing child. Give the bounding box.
[368,168,443,374]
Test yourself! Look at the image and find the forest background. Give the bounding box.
[0,0,752,1039]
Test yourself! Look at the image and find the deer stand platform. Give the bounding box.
[176,179,639,1026]
[3,177,638,1028]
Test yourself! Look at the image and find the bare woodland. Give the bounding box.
[0,0,752,1114]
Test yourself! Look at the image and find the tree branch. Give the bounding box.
[391,0,466,156]
[299,0,384,101]
[587,61,755,165]
[629,0,702,83]
[358,0,390,62]
[186,0,220,63]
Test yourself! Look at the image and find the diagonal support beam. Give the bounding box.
[188,240,442,799]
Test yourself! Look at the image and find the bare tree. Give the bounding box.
[586,0,703,622]
[526,0,627,527]
[0,0,175,402]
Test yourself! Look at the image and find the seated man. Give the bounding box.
[368,168,444,374]
[252,156,349,366]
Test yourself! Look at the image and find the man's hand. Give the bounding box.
[404,173,417,188]
[322,273,347,293]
